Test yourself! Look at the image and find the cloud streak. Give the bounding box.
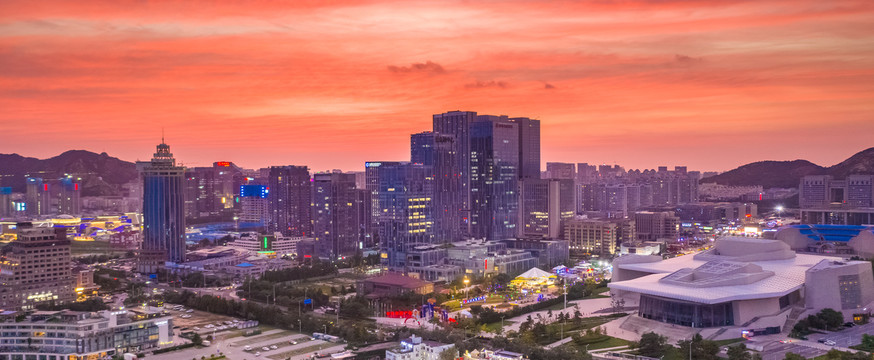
[0,0,872,172]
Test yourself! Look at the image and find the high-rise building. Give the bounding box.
[518,178,575,239]
[411,131,462,242]
[634,211,680,241]
[470,116,519,240]
[137,141,187,273]
[433,111,477,234]
[0,223,75,310]
[546,162,575,180]
[507,117,541,179]
[268,166,312,237]
[0,187,13,217]
[313,171,367,259]
[239,184,269,225]
[184,162,243,219]
[374,162,433,269]
[564,217,635,257]
[25,177,52,216]
[56,177,81,215]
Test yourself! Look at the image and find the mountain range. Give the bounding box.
[0,150,138,196]
[2,147,873,196]
[701,147,874,188]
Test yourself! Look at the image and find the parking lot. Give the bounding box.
[760,341,827,360]
[149,328,346,360]
[806,322,874,348]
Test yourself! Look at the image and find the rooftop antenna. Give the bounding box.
[162,128,165,144]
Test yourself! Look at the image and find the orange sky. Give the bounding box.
[1,0,873,172]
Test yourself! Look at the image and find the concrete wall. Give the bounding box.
[733,297,781,325]
[805,261,874,315]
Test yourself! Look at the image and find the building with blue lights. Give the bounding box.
[775,224,874,257]
[470,116,520,240]
[136,141,187,273]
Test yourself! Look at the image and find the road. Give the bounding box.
[806,322,874,349]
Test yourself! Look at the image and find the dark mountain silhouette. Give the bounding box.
[0,150,138,196]
[701,147,874,188]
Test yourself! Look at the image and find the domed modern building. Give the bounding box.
[609,237,874,335]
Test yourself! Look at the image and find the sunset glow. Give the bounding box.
[2,0,873,170]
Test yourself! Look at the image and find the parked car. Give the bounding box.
[262,346,270,351]
[270,345,278,350]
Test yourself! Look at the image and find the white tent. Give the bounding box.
[517,267,553,280]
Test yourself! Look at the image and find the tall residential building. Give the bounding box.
[433,111,477,234]
[411,131,462,242]
[25,178,52,216]
[507,117,541,179]
[0,187,13,217]
[470,116,519,240]
[0,223,75,310]
[137,141,187,273]
[56,177,81,215]
[374,162,433,269]
[546,162,576,180]
[239,184,269,225]
[518,178,575,239]
[268,166,312,237]
[564,217,635,257]
[313,171,367,259]
[634,211,680,241]
[184,162,243,219]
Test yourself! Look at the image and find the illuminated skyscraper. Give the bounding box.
[313,171,367,259]
[137,140,186,273]
[411,131,462,242]
[268,165,312,237]
[433,111,476,234]
[373,162,433,269]
[470,116,519,240]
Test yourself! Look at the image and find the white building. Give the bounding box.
[230,232,303,257]
[0,309,173,360]
[609,237,874,331]
[386,335,456,360]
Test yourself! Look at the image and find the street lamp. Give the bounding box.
[463,277,470,300]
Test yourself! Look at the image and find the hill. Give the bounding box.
[701,147,874,188]
[0,150,138,196]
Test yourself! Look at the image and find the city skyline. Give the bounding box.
[2,0,873,172]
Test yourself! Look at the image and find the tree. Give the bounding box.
[783,353,804,360]
[727,344,752,360]
[191,333,203,346]
[861,334,874,351]
[817,308,844,330]
[438,348,457,360]
[637,332,668,358]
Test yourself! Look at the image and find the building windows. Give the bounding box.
[638,294,734,328]
[839,274,862,309]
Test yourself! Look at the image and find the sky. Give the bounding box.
[1,0,873,173]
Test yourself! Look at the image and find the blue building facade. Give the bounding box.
[137,142,187,273]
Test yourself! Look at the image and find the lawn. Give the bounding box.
[531,313,628,345]
[713,338,746,347]
[482,320,515,333]
[562,335,633,351]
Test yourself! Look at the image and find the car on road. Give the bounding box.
[779,340,793,344]
[825,340,836,346]
[290,340,298,345]
[186,309,193,313]
[270,345,278,350]
[244,346,253,351]
[262,346,270,351]
[254,352,260,357]
[844,322,856,327]
[193,327,200,330]
[205,324,214,328]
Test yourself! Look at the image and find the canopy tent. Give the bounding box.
[516,267,553,280]
[511,267,557,288]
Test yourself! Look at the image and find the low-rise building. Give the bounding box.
[357,273,434,298]
[385,335,456,360]
[0,308,173,359]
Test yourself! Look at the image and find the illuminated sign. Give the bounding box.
[215,161,231,167]
[365,162,382,168]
